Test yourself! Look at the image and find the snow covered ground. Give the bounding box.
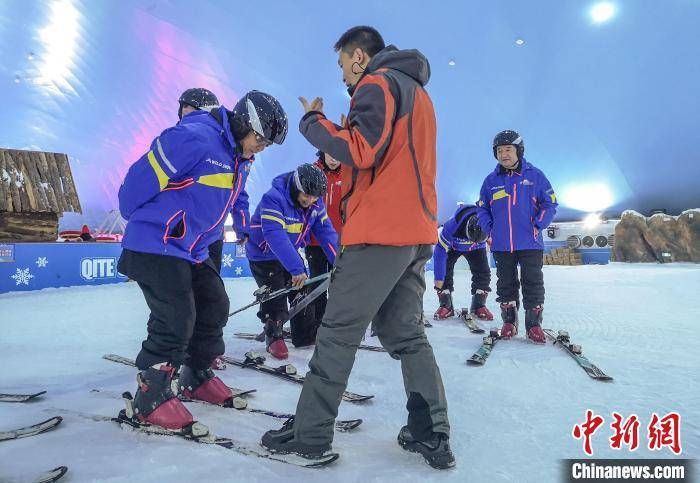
[1,263,698,482]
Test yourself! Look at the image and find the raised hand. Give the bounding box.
[299,96,324,114]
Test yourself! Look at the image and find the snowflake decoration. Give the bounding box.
[221,253,234,268]
[36,257,48,268]
[11,267,34,286]
[235,266,243,276]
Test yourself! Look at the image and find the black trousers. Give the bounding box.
[303,245,332,332]
[117,249,230,370]
[248,259,316,347]
[208,239,224,274]
[442,248,491,295]
[492,250,544,310]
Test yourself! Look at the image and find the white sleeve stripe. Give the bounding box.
[156,137,178,174]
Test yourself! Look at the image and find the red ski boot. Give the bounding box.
[470,290,493,321]
[499,301,519,339]
[527,325,546,344]
[525,306,546,344]
[474,306,493,321]
[179,366,233,405]
[133,363,193,430]
[434,306,455,319]
[265,319,289,360]
[434,289,455,320]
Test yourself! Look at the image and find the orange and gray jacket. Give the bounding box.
[299,45,438,246]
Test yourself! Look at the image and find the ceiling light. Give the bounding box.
[583,213,602,229]
[590,2,615,23]
[560,182,614,212]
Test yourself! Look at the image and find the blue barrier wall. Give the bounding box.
[0,241,609,294]
[0,242,252,294]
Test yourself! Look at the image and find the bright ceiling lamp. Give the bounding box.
[583,213,602,229]
[36,0,81,96]
[559,182,614,213]
[590,2,616,23]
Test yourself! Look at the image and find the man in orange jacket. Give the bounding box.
[261,26,454,470]
[299,151,343,346]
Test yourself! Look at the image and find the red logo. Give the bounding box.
[573,411,682,456]
[609,412,640,451]
[573,410,605,456]
[648,412,681,455]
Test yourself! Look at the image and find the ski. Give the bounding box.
[51,406,338,468]
[543,329,613,381]
[284,276,331,322]
[0,416,63,442]
[246,409,361,432]
[89,388,362,432]
[35,466,68,483]
[229,272,332,317]
[0,391,47,403]
[233,332,387,353]
[221,353,374,403]
[457,309,485,334]
[102,354,257,397]
[466,329,501,365]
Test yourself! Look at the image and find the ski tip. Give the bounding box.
[345,419,363,430]
[0,390,49,403]
[343,394,374,403]
[306,452,340,467]
[34,465,68,483]
[42,415,63,425]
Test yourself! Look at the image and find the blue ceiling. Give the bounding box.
[1,0,699,228]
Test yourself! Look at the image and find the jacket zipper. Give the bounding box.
[508,190,514,253]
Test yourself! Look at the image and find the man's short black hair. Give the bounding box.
[334,26,385,57]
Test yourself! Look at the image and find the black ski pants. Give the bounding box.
[117,249,230,371]
[492,249,545,310]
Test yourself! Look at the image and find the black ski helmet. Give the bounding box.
[178,88,219,119]
[229,90,288,145]
[454,206,487,243]
[293,163,327,197]
[466,213,488,244]
[492,130,524,159]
